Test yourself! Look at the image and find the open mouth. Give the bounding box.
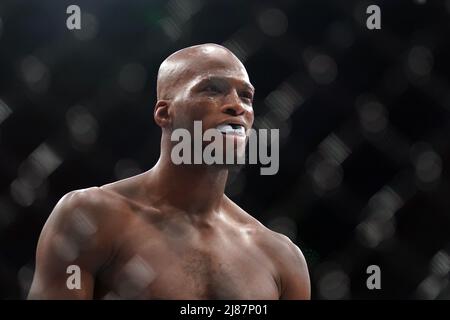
[216,123,246,136]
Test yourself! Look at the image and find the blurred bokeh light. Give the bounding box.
[0,0,449,299]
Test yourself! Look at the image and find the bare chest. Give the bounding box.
[95,224,279,299]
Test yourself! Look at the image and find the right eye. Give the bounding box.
[203,85,220,93]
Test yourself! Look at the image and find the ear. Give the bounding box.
[154,100,172,128]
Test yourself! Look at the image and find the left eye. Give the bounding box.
[240,92,253,101]
[204,85,220,93]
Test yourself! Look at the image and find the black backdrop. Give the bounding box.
[0,0,450,299]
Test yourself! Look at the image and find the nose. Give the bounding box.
[220,91,251,117]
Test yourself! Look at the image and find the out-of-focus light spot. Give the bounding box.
[367,186,403,222]
[73,13,99,41]
[358,100,388,134]
[267,216,297,242]
[10,178,35,207]
[116,255,156,298]
[415,150,442,184]
[102,291,120,300]
[359,186,400,247]
[114,158,142,180]
[29,143,62,179]
[167,0,203,24]
[265,84,304,121]
[356,220,382,248]
[66,105,99,148]
[118,63,147,93]
[19,143,61,188]
[254,114,291,144]
[318,133,351,165]
[308,158,343,195]
[223,39,249,63]
[162,211,191,242]
[254,115,275,131]
[11,142,61,207]
[20,55,51,93]
[318,268,350,300]
[307,54,337,85]
[415,0,426,4]
[223,28,263,63]
[407,46,433,77]
[159,17,182,41]
[18,160,46,190]
[258,8,288,37]
[72,209,98,241]
[446,0,450,13]
[328,21,354,50]
[430,250,450,277]
[410,142,442,190]
[17,264,34,298]
[0,99,13,125]
[416,275,444,299]
[53,233,80,262]
[356,219,396,248]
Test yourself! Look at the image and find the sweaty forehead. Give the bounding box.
[157,45,250,99]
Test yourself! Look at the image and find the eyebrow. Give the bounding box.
[197,76,255,93]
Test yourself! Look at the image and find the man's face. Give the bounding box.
[168,48,255,156]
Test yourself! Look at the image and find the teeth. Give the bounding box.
[216,124,233,132]
[216,124,245,136]
[234,126,245,136]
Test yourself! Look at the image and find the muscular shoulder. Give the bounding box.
[260,230,310,299]
[57,186,113,212]
[38,187,128,261]
[222,198,310,299]
[223,197,307,265]
[29,187,123,299]
[223,197,301,250]
[99,172,148,203]
[48,187,121,228]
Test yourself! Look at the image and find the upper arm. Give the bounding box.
[28,189,112,299]
[277,235,311,300]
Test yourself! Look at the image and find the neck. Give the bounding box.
[146,151,229,217]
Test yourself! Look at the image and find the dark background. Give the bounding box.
[1,0,450,299]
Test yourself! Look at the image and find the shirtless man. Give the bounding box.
[28,43,310,300]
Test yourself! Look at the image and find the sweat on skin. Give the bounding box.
[158,45,279,176]
[26,43,310,301]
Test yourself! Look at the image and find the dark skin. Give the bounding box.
[28,43,310,300]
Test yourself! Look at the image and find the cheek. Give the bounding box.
[171,98,215,129]
[170,99,191,129]
[186,97,218,119]
[247,108,255,126]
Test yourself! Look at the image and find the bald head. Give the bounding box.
[156,43,249,100]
